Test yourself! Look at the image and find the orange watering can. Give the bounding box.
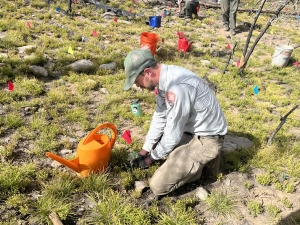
[177,32,193,52]
[46,122,117,177]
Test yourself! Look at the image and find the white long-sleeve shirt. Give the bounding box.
[142,64,227,160]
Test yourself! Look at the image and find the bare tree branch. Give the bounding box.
[267,105,299,146]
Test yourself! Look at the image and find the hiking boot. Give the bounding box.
[230,29,236,35]
[223,24,229,31]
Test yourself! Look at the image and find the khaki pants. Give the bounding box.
[149,133,224,195]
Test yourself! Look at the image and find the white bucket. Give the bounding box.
[271,44,294,67]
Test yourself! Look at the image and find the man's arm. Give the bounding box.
[151,84,194,160]
[142,92,167,152]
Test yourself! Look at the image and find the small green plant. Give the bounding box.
[0,162,36,198]
[281,197,293,209]
[6,194,30,216]
[159,197,200,224]
[5,112,23,128]
[266,204,281,217]
[205,191,236,216]
[120,171,134,189]
[83,190,151,224]
[247,200,264,217]
[256,173,272,186]
[244,181,254,190]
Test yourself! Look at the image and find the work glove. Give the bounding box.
[130,153,155,169]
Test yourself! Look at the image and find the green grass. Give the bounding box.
[205,191,236,217]
[0,0,300,224]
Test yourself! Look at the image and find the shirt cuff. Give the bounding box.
[142,142,153,152]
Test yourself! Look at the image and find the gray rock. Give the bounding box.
[100,88,108,94]
[200,60,211,66]
[0,53,8,58]
[29,65,48,77]
[17,45,35,54]
[118,20,132,25]
[135,181,147,192]
[223,134,254,152]
[99,62,117,71]
[132,84,143,92]
[102,12,116,18]
[60,149,73,154]
[69,59,94,73]
[0,32,6,39]
[85,197,96,208]
[51,160,62,168]
[195,186,209,200]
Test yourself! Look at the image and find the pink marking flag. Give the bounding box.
[26,21,31,28]
[92,30,98,37]
[114,17,118,22]
[130,8,132,13]
[226,43,231,49]
[7,81,14,91]
[122,130,132,144]
[236,60,240,67]
[294,61,299,67]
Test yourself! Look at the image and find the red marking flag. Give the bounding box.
[122,130,132,144]
[7,81,14,91]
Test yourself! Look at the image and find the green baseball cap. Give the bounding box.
[123,49,156,90]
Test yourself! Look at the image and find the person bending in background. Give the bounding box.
[178,0,200,19]
[123,49,227,202]
[221,0,240,35]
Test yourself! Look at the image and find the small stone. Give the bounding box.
[132,84,142,92]
[223,135,254,152]
[0,53,8,58]
[200,60,211,66]
[69,59,94,73]
[60,149,73,154]
[99,62,117,71]
[195,186,209,200]
[51,160,62,168]
[100,88,108,94]
[85,198,96,208]
[29,65,48,77]
[17,45,36,54]
[224,179,231,186]
[135,181,147,192]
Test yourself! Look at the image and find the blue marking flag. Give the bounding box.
[254,85,259,95]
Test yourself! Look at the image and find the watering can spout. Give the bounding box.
[46,152,81,173]
[185,41,193,52]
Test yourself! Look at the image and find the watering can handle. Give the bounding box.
[83,122,117,147]
[177,32,185,39]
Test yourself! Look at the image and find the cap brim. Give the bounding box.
[123,76,136,90]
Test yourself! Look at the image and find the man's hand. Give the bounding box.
[130,154,154,169]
